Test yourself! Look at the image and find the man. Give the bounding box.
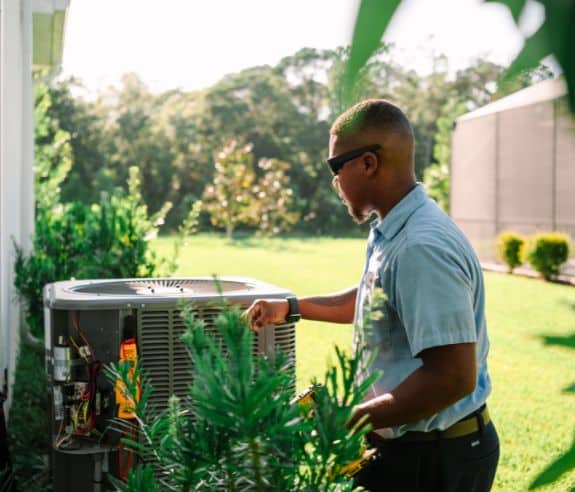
[246,99,499,491]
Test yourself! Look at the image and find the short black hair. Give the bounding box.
[330,99,413,140]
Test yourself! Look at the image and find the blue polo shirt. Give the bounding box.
[353,184,491,438]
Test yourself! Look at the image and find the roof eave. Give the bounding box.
[32,0,71,71]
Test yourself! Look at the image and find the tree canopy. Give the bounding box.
[48,45,550,235]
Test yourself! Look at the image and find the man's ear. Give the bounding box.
[363,152,379,176]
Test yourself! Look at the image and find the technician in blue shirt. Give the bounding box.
[247,99,499,492]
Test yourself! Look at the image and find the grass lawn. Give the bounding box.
[154,233,575,491]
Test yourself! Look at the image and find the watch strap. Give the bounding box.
[285,296,301,323]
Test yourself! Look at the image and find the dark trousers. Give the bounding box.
[354,421,499,492]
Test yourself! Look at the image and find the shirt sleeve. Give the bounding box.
[394,243,477,357]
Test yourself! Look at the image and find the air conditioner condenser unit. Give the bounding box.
[43,277,297,491]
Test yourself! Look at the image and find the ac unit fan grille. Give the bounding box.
[71,279,253,297]
[138,307,296,411]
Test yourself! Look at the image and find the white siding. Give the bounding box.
[0,0,34,412]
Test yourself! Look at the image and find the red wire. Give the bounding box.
[88,362,101,429]
[70,311,97,361]
[70,312,137,479]
[118,424,135,480]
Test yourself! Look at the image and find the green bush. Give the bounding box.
[14,167,199,339]
[6,345,49,492]
[9,83,201,488]
[525,232,571,281]
[108,301,378,491]
[497,231,525,273]
[10,168,200,488]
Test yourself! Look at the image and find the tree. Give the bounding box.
[489,0,575,112]
[104,75,176,211]
[203,141,301,238]
[423,101,467,212]
[203,140,258,238]
[46,77,112,204]
[34,81,73,210]
[198,61,347,235]
[393,60,456,177]
[52,46,538,236]
[154,89,211,228]
[492,63,554,101]
[252,158,300,237]
[276,47,333,119]
[277,48,350,234]
[343,1,574,113]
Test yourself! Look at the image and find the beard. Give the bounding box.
[334,183,372,224]
[345,201,371,224]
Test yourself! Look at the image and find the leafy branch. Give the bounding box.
[106,300,378,491]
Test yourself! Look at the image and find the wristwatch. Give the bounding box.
[285,296,301,323]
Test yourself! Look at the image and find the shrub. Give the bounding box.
[525,232,571,281]
[497,231,525,273]
[10,169,200,487]
[423,162,449,212]
[6,345,48,492]
[14,167,200,340]
[9,81,202,489]
[108,301,379,491]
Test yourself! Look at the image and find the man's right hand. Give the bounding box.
[245,299,289,332]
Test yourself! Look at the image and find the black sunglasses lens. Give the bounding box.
[327,144,380,176]
[328,159,343,175]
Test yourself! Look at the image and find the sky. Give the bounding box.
[60,0,548,95]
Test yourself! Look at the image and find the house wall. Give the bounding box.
[0,0,34,412]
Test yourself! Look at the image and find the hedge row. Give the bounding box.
[497,231,571,281]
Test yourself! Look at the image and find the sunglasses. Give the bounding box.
[326,144,381,176]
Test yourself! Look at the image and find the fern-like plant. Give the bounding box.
[107,301,378,491]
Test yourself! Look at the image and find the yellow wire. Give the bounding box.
[69,336,89,363]
[82,401,89,424]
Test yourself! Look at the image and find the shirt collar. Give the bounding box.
[370,184,427,241]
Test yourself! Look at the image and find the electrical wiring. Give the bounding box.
[70,311,97,361]
[53,419,64,447]
[67,312,102,435]
[88,361,101,430]
[54,419,73,449]
[55,433,72,449]
[69,336,90,363]
[118,423,137,481]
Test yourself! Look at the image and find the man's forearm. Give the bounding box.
[299,287,357,324]
[352,343,477,430]
[352,368,462,430]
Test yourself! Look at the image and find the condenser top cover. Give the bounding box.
[44,277,291,309]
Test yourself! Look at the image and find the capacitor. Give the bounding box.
[53,385,64,421]
[53,335,71,382]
